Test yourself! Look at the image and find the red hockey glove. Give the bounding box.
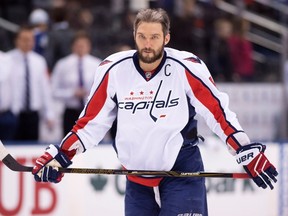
[235,143,278,190]
[32,144,72,183]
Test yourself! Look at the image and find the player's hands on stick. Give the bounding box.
[235,143,278,189]
[32,144,72,183]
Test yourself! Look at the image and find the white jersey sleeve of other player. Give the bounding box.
[63,48,250,171]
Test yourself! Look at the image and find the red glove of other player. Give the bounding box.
[236,143,278,190]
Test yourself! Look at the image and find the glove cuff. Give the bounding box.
[46,144,72,168]
[55,151,72,168]
[45,144,59,158]
[236,143,266,154]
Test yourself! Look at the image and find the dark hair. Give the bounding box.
[15,25,34,39]
[134,8,170,35]
[71,31,91,45]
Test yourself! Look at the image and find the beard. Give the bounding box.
[136,43,165,64]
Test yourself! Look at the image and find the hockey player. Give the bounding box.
[32,8,278,216]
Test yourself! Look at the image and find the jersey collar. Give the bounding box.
[133,51,167,81]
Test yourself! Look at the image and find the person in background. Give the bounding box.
[32,8,277,216]
[45,6,75,71]
[228,17,255,82]
[0,51,17,140]
[29,8,50,57]
[208,17,234,82]
[7,26,55,141]
[51,31,102,136]
[169,0,205,57]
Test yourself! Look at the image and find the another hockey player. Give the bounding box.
[32,8,278,216]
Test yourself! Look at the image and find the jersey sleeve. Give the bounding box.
[59,60,117,158]
[183,57,250,155]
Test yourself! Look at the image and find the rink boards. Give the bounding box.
[0,138,287,216]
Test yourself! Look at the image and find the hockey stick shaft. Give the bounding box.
[0,140,250,179]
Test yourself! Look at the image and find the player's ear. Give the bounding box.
[164,33,170,45]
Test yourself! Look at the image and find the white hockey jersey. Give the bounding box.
[61,47,250,171]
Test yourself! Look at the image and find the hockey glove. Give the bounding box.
[32,144,72,183]
[235,143,278,190]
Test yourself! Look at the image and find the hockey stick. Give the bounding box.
[0,140,250,179]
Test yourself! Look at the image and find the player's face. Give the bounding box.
[135,22,170,64]
[16,30,35,53]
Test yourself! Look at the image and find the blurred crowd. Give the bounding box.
[0,0,285,79]
[0,0,285,142]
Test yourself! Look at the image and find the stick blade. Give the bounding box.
[0,140,32,172]
[0,140,9,161]
[1,154,33,172]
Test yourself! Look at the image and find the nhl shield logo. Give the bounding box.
[145,71,152,79]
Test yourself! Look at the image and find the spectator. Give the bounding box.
[111,9,136,51]
[169,0,206,57]
[29,8,50,57]
[208,17,234,81]
[45,6,75,71]
[0,51,17,140]
[51,31,102,136]
[71,7,110,58]
[228,17,255,82]
[7,26,55,141]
